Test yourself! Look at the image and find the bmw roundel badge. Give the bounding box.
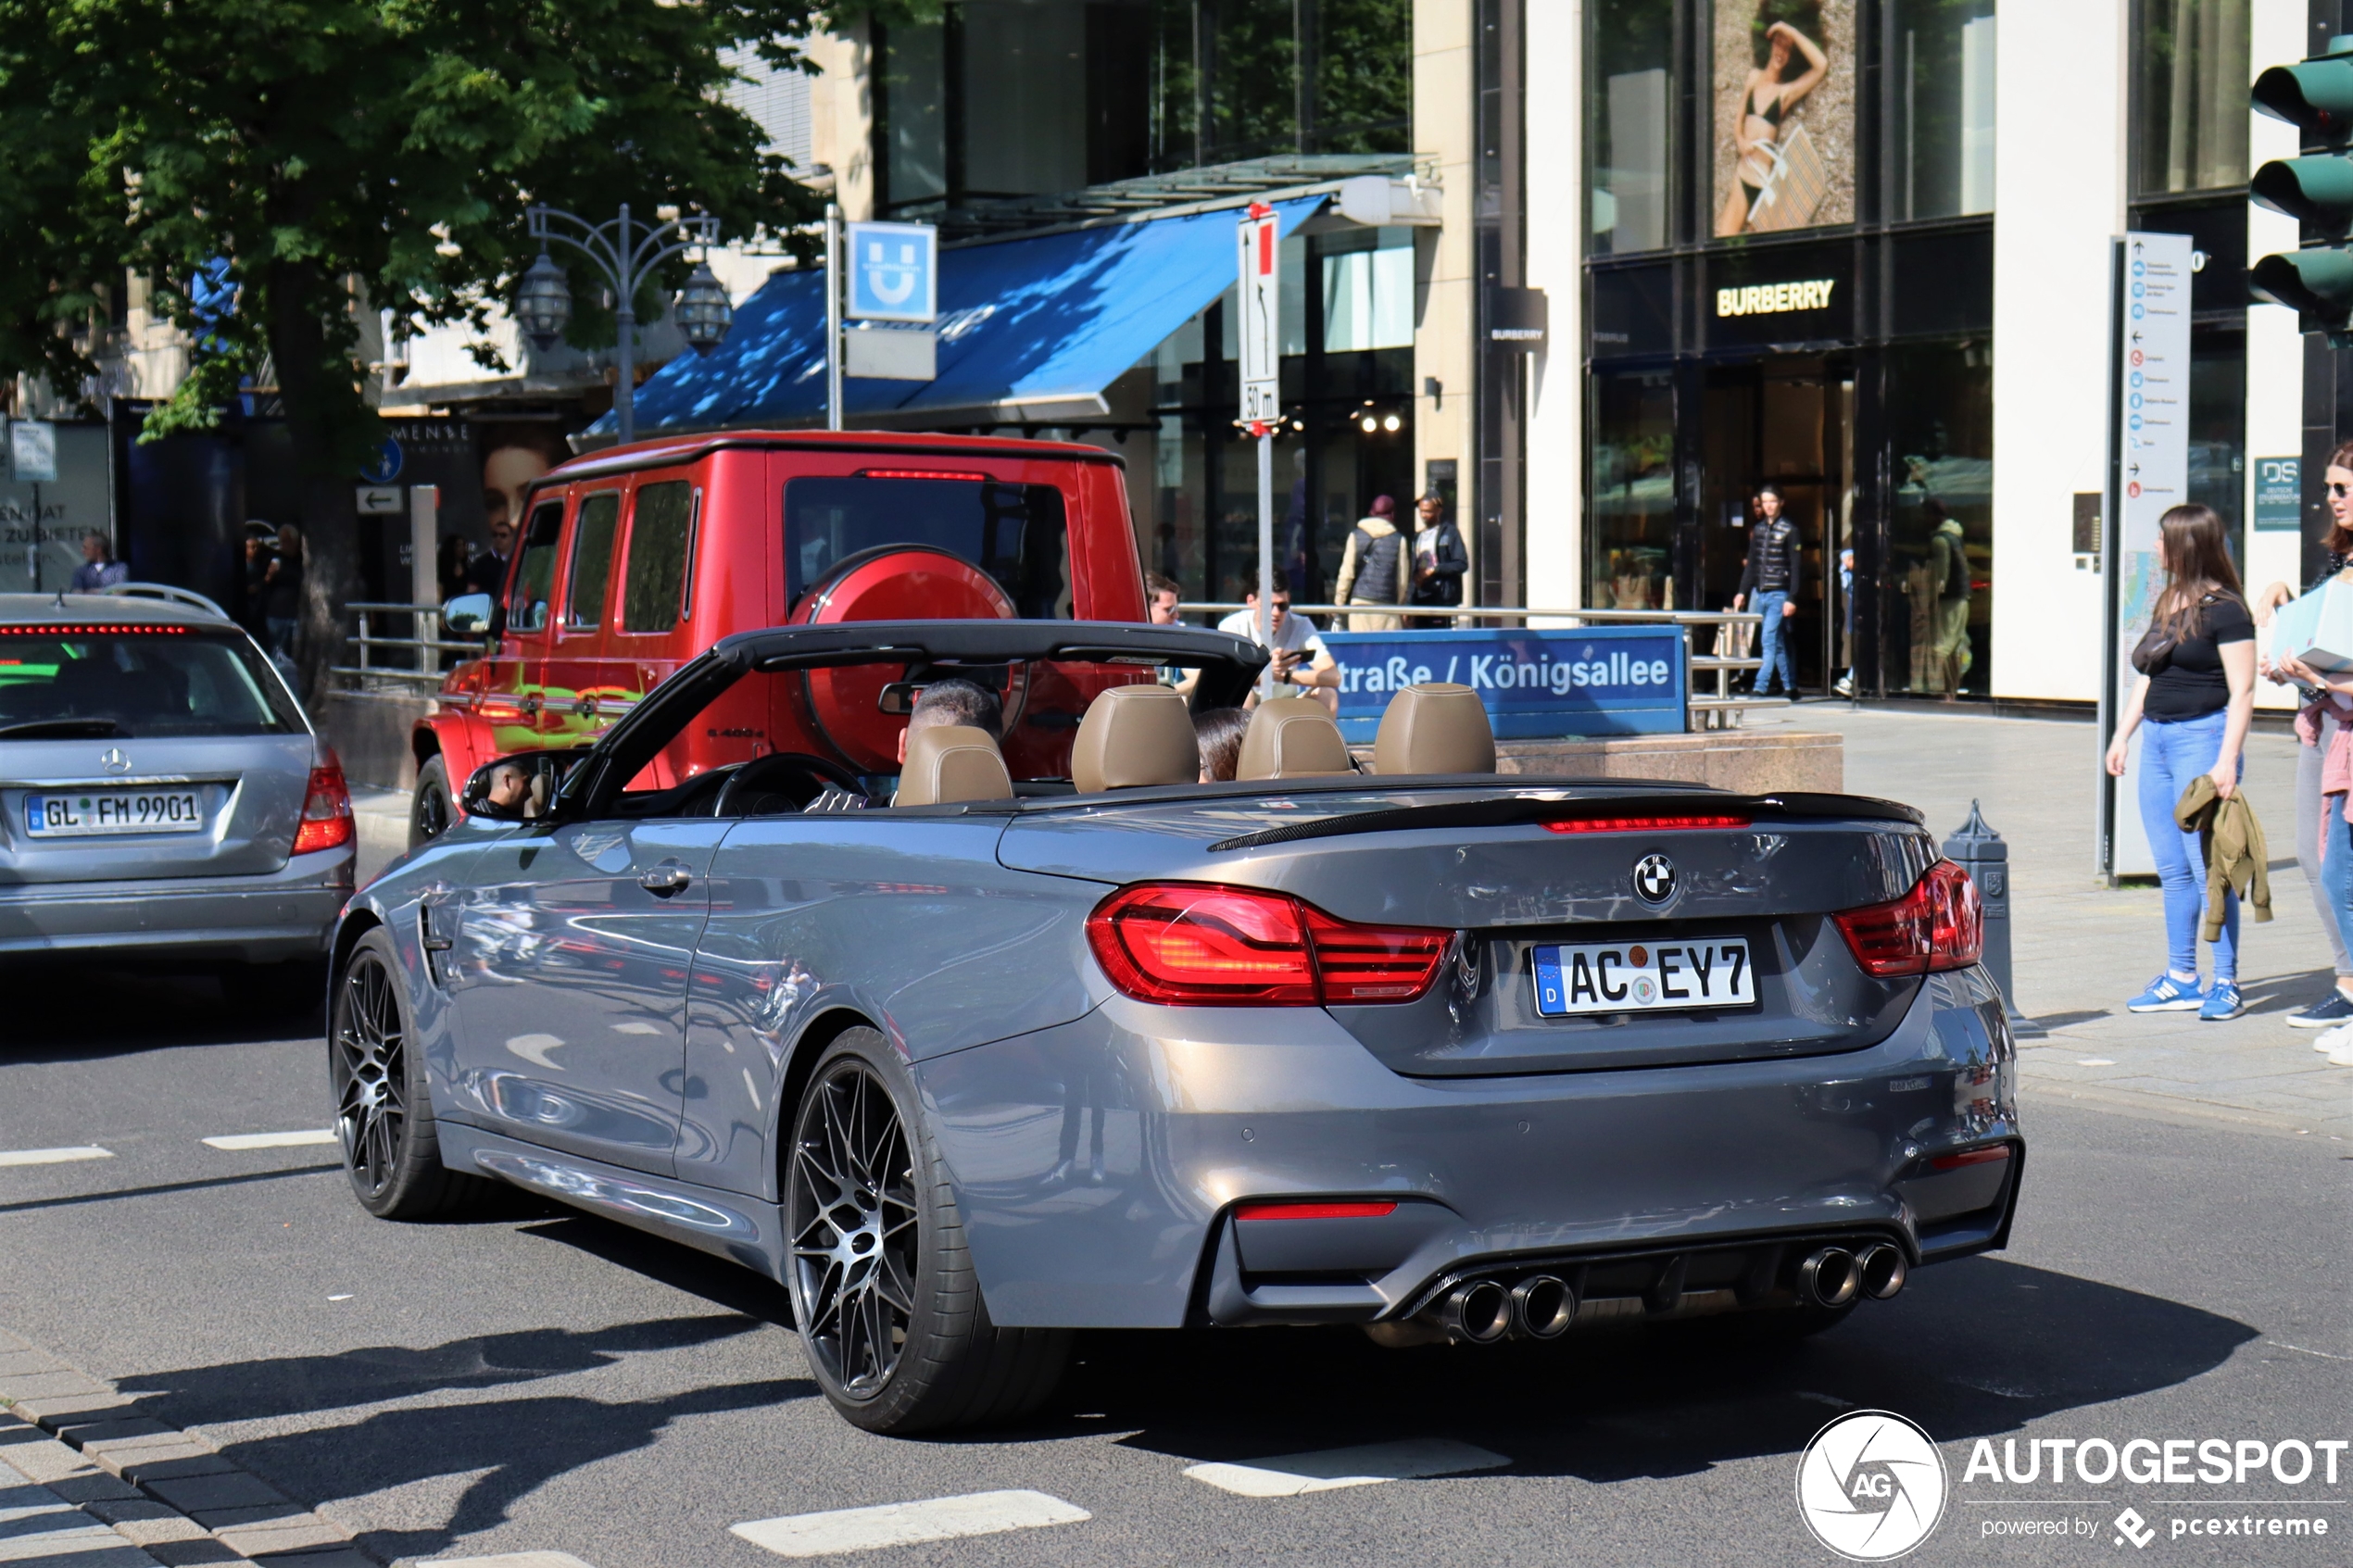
[1632,852,1677,905]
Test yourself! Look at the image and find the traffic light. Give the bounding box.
[2250,36,2353,343]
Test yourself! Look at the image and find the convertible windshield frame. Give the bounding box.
[564,620,1268,818]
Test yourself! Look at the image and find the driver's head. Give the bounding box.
[485,761,529,809]
[897,677,1003,763]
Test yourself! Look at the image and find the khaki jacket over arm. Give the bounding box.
[2173,775,2272,941]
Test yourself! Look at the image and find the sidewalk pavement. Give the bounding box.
[1768,703,2352,1140]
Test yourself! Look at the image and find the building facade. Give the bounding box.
[1534,0,2324,706]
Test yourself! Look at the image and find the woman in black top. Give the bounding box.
[2103,503,2257,1020]
[2251,437,2353,1026]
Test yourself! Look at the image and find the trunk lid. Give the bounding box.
[998,783,1940,1076]
[0,734,316,883]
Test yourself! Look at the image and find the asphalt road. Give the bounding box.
[3,969,2348,1568]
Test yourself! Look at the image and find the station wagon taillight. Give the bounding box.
[292,754,354,856]
[1832,859,1982,977]
[1086,883,1452,1007]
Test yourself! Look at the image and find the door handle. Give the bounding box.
[639,860,692,897]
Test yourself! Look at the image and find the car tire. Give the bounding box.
[409,755,453,848]
[329,928,493,1221]
[784,1027,1070,1434]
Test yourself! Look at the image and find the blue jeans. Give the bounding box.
[2322,805,2353,969]
[2136,709,2240,983]
[1754,591,1795,694]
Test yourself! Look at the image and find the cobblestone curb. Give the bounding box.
[0,1326,373,1568]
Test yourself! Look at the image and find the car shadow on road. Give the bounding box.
[117,1314,768,1426]
[1075,1256,2256,1479]
[3,965,321,1059]
[518,1212,799,1327]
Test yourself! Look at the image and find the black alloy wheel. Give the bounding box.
[788,1058,921,1399]
[328,929,490,1220]
[783,1029,1070,1433]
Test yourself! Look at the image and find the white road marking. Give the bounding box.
[202,1130,337,1150]
[419,1554,601,1568]
[730,1490,1089,1557]
[327,1295,355,1302]
[1183,1438,1509,1498]
[2075,1058,2118,1068]
[0,1148,112,1168]
[610,1022,662,1035]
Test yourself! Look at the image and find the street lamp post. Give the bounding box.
[517,202,731,446]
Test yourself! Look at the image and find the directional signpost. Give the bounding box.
[1236,203,1280,695]
[2098,232,2194,881]
[824,215,939,426]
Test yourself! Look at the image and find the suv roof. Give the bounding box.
[0,593,236,629]
[547,428,1127,485]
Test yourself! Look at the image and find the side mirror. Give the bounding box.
[460,752,580,823]
[442,594,495,635]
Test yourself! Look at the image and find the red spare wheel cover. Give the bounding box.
[794,545,1024,772]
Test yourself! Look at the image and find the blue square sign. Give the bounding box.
[845,221,937,323]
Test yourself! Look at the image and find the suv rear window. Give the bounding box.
[0,625,303,738]
[786,476,1071,619]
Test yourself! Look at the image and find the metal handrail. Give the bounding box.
[342,601,485,690]
[1174,602,1775,729]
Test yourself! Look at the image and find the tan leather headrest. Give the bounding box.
[1072,684,1200,791]
[1236,697,1353,780]
[892,724,1013,807]
[1373,683,1495,775]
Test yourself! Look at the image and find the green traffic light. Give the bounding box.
[2254,39,2353,138]
[2251,156,2353,231]
[2249,248,2353,340]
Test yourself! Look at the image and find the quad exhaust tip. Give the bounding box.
[1442,1279,1513,1343]
[1856,1242,1907,1300]
[1798,1247,1861,1309]
[1511,1274,1579,1339]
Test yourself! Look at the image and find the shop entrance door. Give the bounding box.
[1696,358,1853,693]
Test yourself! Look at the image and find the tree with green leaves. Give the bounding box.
[0,0,925,685]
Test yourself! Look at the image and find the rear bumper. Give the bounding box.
[0,848,352,962]
[915,964,2020,1329]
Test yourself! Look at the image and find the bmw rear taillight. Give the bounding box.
[1832,859,1982,977]
[293,752,354,856]
[1541,813,1752,834]
[1086,883,1452,1007]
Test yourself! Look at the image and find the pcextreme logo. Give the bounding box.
[1796,1411,1950,1561]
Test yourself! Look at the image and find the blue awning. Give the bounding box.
[610,196,1326,434]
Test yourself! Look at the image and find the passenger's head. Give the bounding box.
[898,677,1003,763]
[82,531,110,564]
[1194,707,1250,783]
[1241,583,1292,636]
[1145,572,1181,625]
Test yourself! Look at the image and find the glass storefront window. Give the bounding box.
[1882,341,1992,696]
[1588,0,1674,254]
[1590,371,1678,608]
[2188,324,2246,545]
[2134,0,2249,194]
[883,22,948,208]
[1320,228,1415,353]
[1889,0,1995,220]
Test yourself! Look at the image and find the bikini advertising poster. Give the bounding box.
[1713,0,1854,238]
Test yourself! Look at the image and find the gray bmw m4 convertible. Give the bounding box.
[329,620,2021,1434]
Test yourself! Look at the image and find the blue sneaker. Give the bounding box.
[2127,973,2206,1012]
[2198,981,2245,1021]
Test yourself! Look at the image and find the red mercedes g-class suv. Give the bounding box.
[409,431,1149,842]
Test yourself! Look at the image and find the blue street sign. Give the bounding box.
[845,221,937,323]
[1319,625,1688,741]
[359,436,403,484]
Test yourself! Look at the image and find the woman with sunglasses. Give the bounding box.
[2252,440,2353,1032]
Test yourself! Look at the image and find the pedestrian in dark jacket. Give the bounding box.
[1733,484,1803,698]
[1409,492,1467,624]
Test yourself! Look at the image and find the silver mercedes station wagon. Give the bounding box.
[0,593,355,993]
